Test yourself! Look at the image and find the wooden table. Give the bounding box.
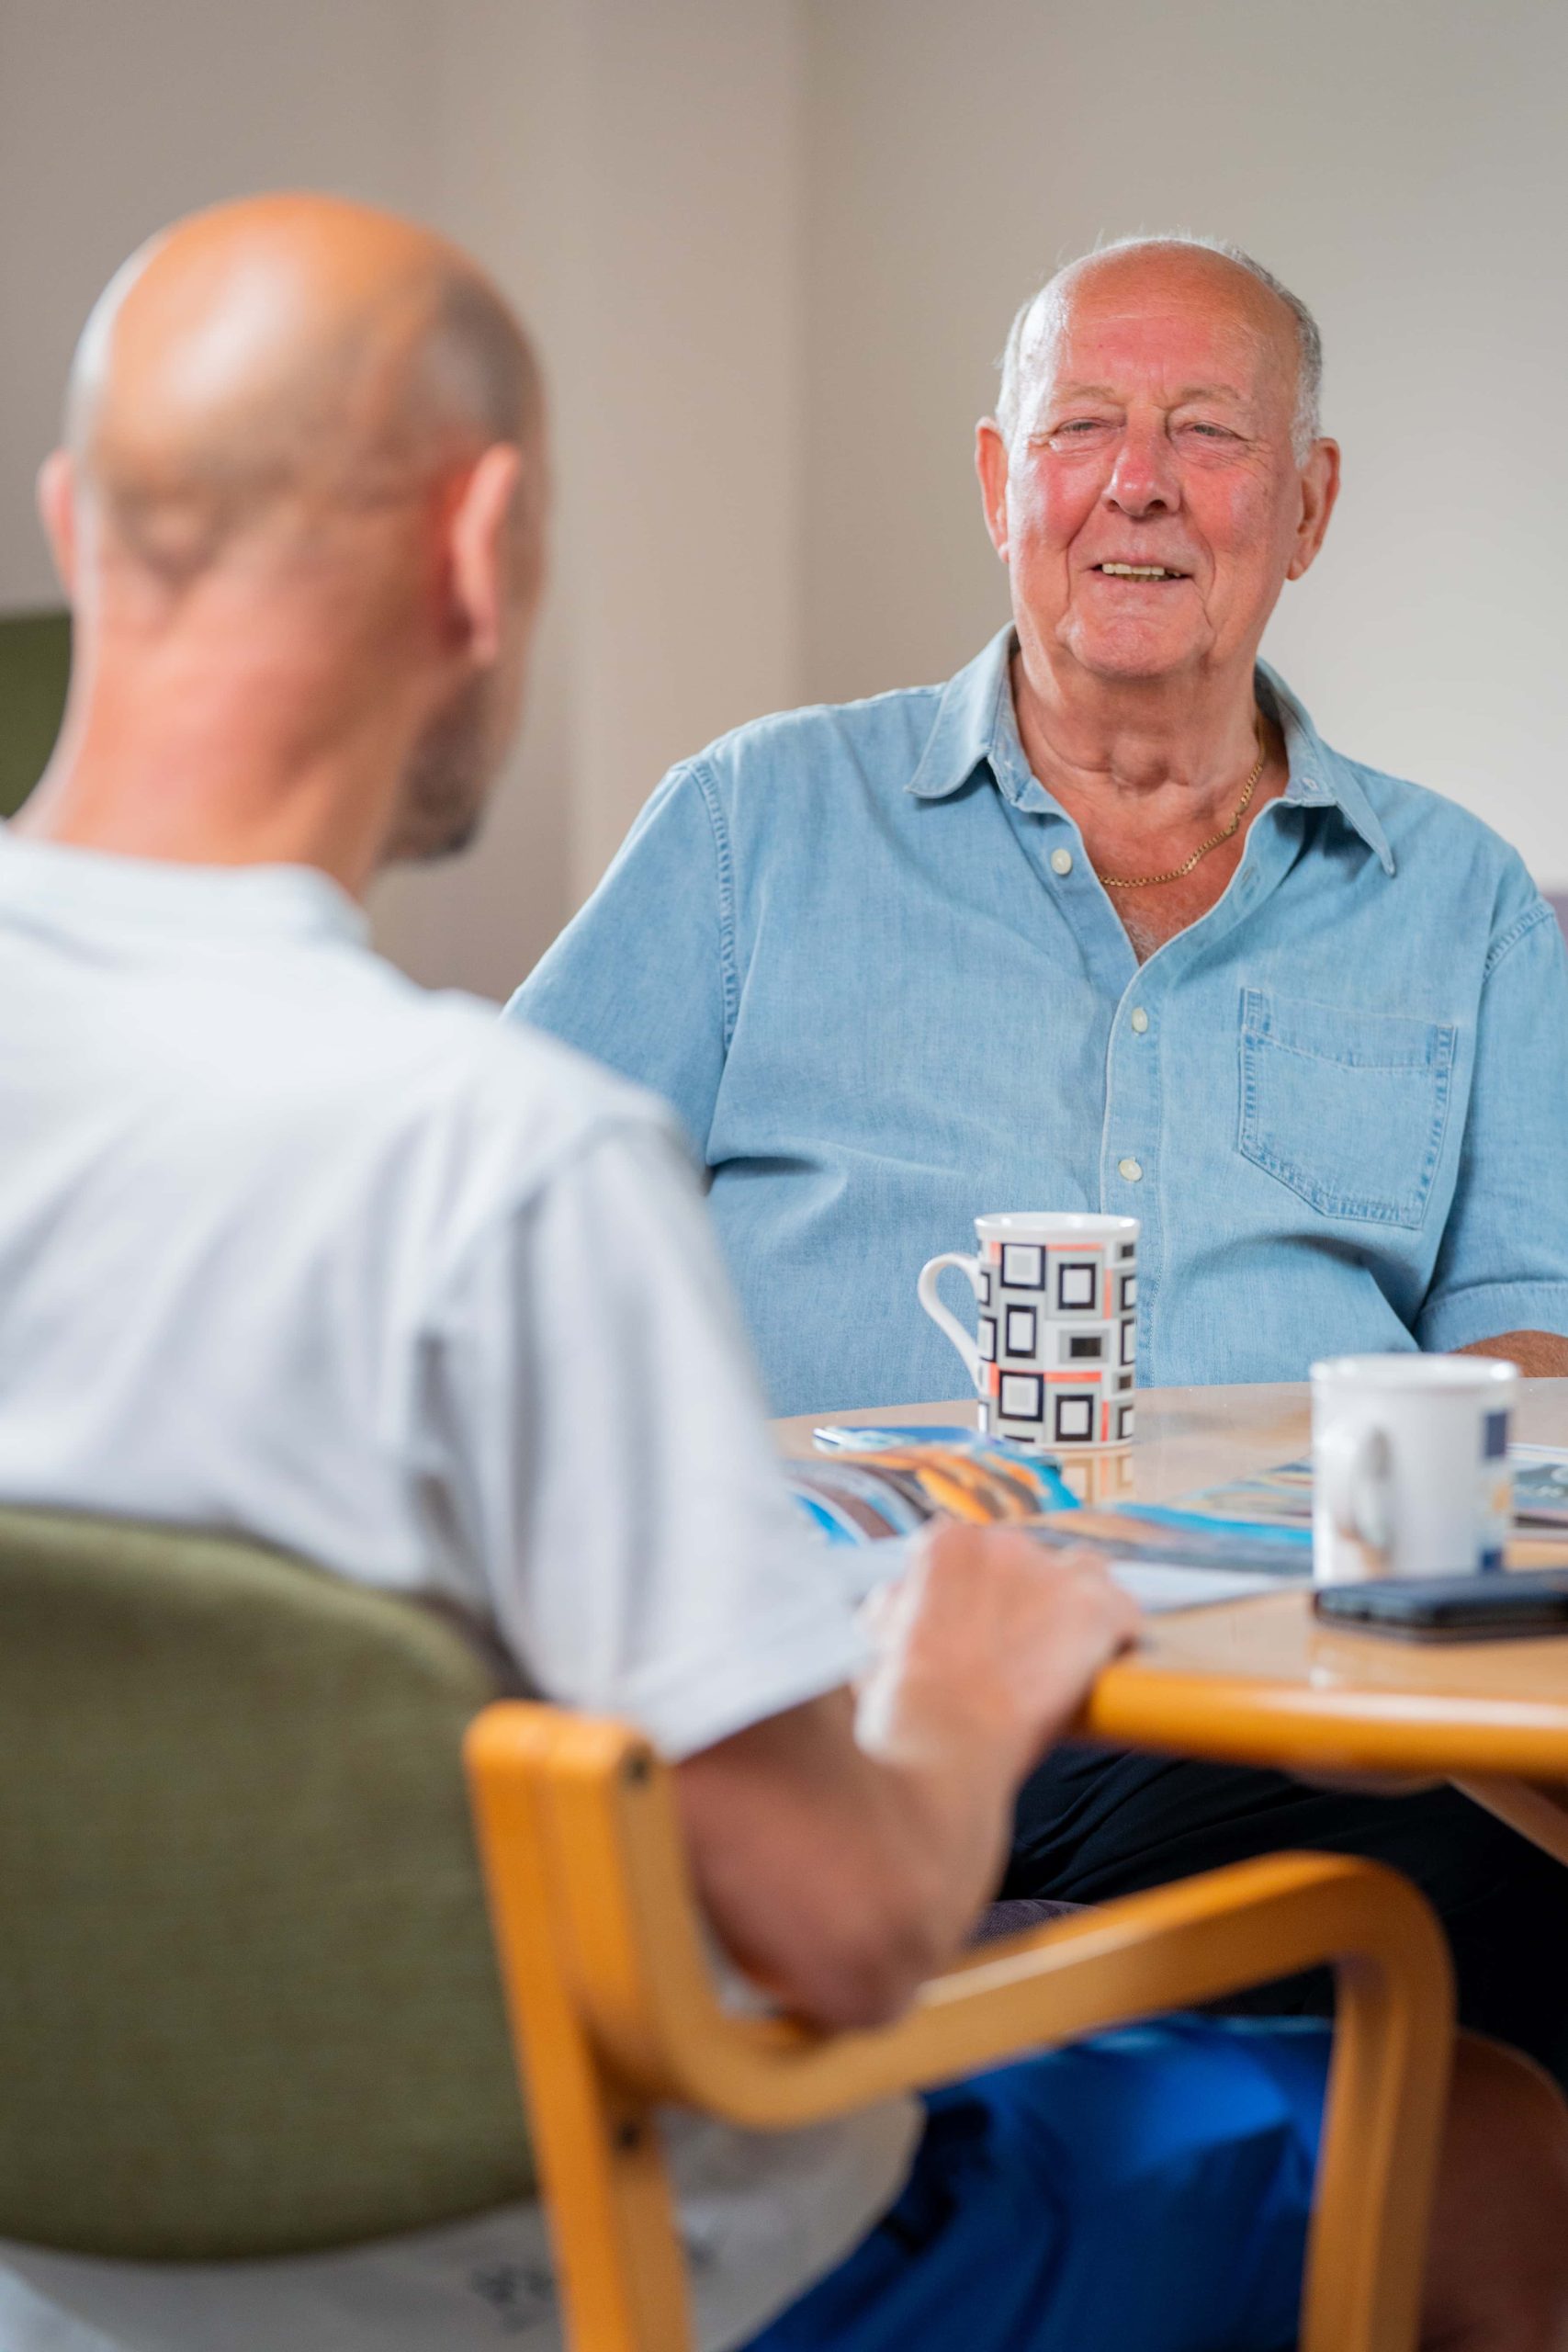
[775,1381,1568,1868]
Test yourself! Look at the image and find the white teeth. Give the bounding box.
[1100,562,1181,579]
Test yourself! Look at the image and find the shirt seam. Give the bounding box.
[689,759,740,1054]
[1483,897,1553,981]
[398,1113,697,1522]
[423,1109,694,1310]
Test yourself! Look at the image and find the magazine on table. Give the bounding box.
[1112,1445,1568,1547]
[1511,1447,1568,1530]
[788,1430,1568,1611]
[790,1427,1303,1612]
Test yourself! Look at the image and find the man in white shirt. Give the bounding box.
[0,193,1562,2352]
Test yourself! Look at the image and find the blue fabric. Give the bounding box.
[740,2016,1330,2352]
[510,630,1568,1415]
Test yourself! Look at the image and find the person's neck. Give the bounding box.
[16,629,410,899]
[1005,635,1287,965]
[1009,641,1268,814]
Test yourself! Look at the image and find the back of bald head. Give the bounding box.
[65,193,543,587]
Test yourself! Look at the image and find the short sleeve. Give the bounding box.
[1417,900,1568,1351]
[504,763,730,1162]
[419,1116,864,1759]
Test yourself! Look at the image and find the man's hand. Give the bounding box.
[858,1522,1142,1785]
[678,1524,1139,2030]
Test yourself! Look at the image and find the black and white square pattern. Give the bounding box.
[1001,1243,1045,1291]
[1053,1393,1095,1443]
[1116,1401,1135,1442]
[998,1372,1043,1421]
[1056,1261,1098,1313]
[978,1266,993,1307]
[1119,1317,1137,1366]
[1117,1369,1134,1393]
[1064,1330,1105,1362]
[1003,1305,1037,1358]
[1119,1272,1137,1312]
[978,1316,996,1362]
[1118,1240,1136,1261]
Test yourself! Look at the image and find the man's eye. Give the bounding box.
[1049,420,1110,440]
[1181,422,1235,441]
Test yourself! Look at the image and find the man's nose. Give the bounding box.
[1104,423,1179,518]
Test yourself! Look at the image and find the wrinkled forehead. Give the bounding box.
[1020,262,1298,429]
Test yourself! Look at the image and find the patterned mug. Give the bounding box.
[918,1213,1140,1450]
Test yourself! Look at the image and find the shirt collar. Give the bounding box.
[0,829,371,948]
[907,627,1020,805]
[907,627,1396,876]
[1259,662,1395,876]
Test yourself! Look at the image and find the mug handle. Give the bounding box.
[1319,1421,1393,1574]
[917,1252,984,1388]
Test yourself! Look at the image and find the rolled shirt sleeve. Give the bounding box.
[1417,898,1568,1352]
[505,763,731,1163]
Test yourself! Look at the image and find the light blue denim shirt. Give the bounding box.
[510,629,1568,1415]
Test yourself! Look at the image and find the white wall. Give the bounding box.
[374,0,805,990]
[0,0,434,607]
[5,0,1567,1001]
[0,0,804,1001]
[800,0,1568,888]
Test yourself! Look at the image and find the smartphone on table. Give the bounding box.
[1314,1571,1568,1641]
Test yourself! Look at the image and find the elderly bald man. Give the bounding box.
[513,238,1568,2075]
[14,198,1567,2352]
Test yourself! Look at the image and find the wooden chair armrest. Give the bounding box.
[467,1702,1454,2352]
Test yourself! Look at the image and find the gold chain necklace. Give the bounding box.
[1094,714,1267,892]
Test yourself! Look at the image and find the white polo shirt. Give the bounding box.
[0,834,918,2352]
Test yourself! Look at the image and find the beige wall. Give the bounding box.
[4,0,1566,1008]
[0,0,803,1001]
[800,0,1568,888]
[0,0,434,609]
[373,0,805,994]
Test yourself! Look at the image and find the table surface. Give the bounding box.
[775,1382,1568,1781]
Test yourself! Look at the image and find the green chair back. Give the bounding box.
[0,1508,535,2260]
[0,610,70,816]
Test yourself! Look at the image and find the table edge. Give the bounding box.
[1086,1634,1568,1777]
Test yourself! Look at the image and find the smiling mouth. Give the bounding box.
[1093,562,1190,581]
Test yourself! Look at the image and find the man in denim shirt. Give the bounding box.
[512,237,1568,2071]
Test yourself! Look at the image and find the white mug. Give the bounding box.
[918,1213,1140,1450]
[1311,1353,1517,1583]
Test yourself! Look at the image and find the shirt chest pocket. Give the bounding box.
[1237,988,1458,1231]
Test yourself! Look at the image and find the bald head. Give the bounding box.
[66,192,543,582]
[997,237,1322,461]
[29,195,551,888]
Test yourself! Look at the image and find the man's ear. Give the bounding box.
[1287,437,1341,582]
[37,450,77,594]
[448,443,526,665]
[975,419,1011,564]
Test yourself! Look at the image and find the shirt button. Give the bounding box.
[1118,1157,1144,1183]
[1049,847,1074,876]
[1130,1007,1149,1035]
